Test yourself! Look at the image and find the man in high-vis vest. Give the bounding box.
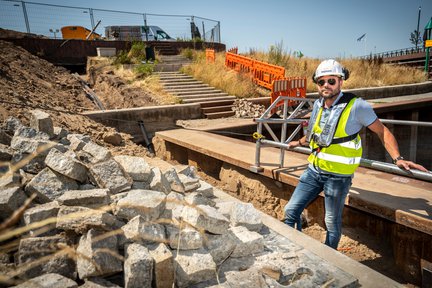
[284,59,427,249]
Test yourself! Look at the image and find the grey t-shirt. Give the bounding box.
[308,92,378,176]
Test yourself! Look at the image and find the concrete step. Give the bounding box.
[159,75,194,81]
[164,83,210,90]
[177,93,230,100]
[173,89,223,96]
[199,99,236,107]
[182,96,236,104]
[204,110,236,119]
[165,86,217,93]
[201,105,234,114]
[161,80,204,86]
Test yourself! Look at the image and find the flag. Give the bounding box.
[357,33,366,42]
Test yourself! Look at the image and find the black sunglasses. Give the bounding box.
[317,78,338,86]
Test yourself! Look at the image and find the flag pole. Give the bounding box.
[364,35,367,56]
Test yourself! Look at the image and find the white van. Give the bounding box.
[105,25,174,41]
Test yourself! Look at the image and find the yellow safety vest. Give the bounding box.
[307,95,362,175]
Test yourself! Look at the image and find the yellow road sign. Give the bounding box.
[426,40,432,48]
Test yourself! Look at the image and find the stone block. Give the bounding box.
[164,168,185,193]
[17,235,76,279]
[230,202,263,232]
[0,186,26,221]
[10,127,55,156]
[23,201,60,236]
[175,165,200,179]
[181,205,229,235]
[131,181,150,190]
[0,129,12,145]
[57,189,110,209]
[88,158,132,194]
[30,109,54,138]
[229,226,264,257]
[0,145,11,173]
[195,180,214,197]
[149,167,171,194]
[113,155,151,182]
[160,191,184,220]
[11,152,46,174]
[25,167,79,203]
[45,148,88,183]
[77,229,122,278]
[178,174,201,192]
[4,116,23,135]
[166,225,203,250]
[215,201,236,218]
[53,126,69,141]
[184,192,215,207]
[115,189,166,221]
[82,141,112,163]
[173,249,216,288]
[124,243,153,288]
[204,233,237,265]
[13,273,78,288]
[80,277,121,287]
[56,206,123,234]
[121,215,166,245]
[0,172,21,189]
[148,243,174,288]
[67,134,91,151]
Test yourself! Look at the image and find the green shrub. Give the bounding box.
[113,50,132,65]
[128,42,146,63]
[181,48,194,60]
[134,63,154,78]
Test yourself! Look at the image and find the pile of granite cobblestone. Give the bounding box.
[0,110,357,287]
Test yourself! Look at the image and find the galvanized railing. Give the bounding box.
[250,96,432,182]
[360,46,426,60]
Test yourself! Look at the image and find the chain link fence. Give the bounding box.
[0,0,221,42]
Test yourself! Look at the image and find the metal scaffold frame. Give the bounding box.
[250,96,432,182]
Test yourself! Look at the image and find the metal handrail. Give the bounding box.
[250,96,432,182]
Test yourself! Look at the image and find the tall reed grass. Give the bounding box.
[182,45,427,95]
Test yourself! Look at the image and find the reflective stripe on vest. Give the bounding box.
[308,95,362,175]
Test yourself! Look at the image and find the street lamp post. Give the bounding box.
[49,29,59,39]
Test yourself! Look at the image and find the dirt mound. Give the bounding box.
[0,39,150,156]
[88,68,159,109]
[0,28,47,39]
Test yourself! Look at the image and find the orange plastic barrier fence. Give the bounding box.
[225,52,254,73]
[252,60,285,90]
[224,50,287,91]
[228,47,238,54]
[270,77,307,108]
[206,49,215,63]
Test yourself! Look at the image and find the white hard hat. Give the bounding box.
[313,59,349,81]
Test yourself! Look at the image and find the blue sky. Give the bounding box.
[2,0,432,58]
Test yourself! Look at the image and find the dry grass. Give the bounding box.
[182,47,427,94]
[181,50,262,98]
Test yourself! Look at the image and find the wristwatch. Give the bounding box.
[393,156,404,164]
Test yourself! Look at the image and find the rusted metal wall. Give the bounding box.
[0,38,225,65]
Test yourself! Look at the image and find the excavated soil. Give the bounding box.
[0,34,414,286]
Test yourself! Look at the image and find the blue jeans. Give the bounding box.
[284,167,352,249]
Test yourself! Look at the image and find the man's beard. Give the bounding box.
[319,87,340,99]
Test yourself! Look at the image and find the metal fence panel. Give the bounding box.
[0,0,221,42]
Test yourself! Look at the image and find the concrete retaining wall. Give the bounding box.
[83,103,202,143]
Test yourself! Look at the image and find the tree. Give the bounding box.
[410,30,422,48]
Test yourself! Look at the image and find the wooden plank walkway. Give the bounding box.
[156,128,432,236]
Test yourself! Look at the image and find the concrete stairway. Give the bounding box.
[154,55,192,72]
[158,71,236,119]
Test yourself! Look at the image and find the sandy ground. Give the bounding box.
[0,34,415,286]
